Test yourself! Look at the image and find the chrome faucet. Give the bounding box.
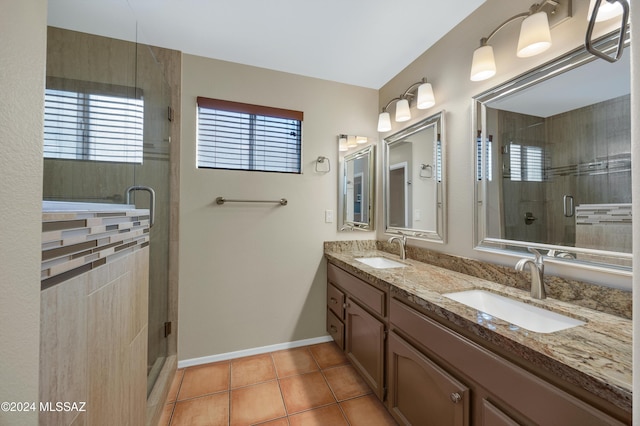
[515,248,546,299]
[388,235,407,260]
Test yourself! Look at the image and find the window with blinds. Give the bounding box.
[44,79,144,164]
[476,136,492,181]
[509,143,544,182]
[197,97,303,173]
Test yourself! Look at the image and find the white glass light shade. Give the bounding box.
[517,12,551,58]
[346,135,357,148]
[338,135,348,151]
[588,0,624,22]
[416,83,435,109]
[470,45,496,82]
[356,136,368,144]
[377,112,392,132]
[395,99,411,122]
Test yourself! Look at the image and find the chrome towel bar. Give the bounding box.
[215,197,288,206]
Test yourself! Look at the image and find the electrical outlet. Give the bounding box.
[325,209,334,223]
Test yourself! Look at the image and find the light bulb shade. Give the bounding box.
[470,45,496,81]
[356,136,368,144]
[377,112,392,132]
[338,135,348,151]
[395,99,411,122]
[346,135,357,148]
[588,0,624,22]
[517,12,551,58]
[416,83,435,109]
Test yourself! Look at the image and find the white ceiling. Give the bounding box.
[488,50,630,117]
[47,0,485,89]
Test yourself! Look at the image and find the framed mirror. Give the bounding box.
[473,30,631,273]
[338,142,375,231]
[384,111,446,242]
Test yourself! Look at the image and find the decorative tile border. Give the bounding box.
[576,203,632,225]
[41,208,150,290]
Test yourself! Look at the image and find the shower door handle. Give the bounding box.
[125,185,156,227]
[563,195,574,218]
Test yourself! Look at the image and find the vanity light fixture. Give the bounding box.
[356,136,368,144]
[587,0,626,22]
[377,78,435,132]
[470,0,569,82]
[338,134,348,151]
[346,135,358,148]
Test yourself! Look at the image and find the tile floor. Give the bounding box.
[159,341,398,426]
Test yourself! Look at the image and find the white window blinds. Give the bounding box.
[197,97,303,173]
[510,143,544,182]
[44,78,144,164]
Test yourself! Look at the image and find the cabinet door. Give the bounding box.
[345,298,385,400]
[388,332,470,426]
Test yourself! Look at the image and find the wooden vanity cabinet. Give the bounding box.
[327,263,387,400]
[389,298,626,426]
[388,331,470,425]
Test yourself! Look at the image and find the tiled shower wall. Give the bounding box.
[40,247,149,425]
[495,95,631,249]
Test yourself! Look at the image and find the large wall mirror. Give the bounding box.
[338,141,375,231]
[473,30,631,273]
[384,111,446,242]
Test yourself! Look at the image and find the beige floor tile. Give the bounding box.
[158,403,174,426]
[171,393,229,426]
[288,404,348,426]
[323,364,372,401]
[272,347,319,378]
[279,371,336,414]
[166,369,184,404]
[340,394,397,426]
[309,342,348,369]
[230,380,286,426]
[231,353,276,389]
[178,362,230,401]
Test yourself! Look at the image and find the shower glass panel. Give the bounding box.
[44,25,171,395]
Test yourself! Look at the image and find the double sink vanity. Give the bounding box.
[324,241,631,425]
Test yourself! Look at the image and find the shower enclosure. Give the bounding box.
[44,25,172,394]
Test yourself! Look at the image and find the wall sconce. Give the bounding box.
[470,0,571,82]
[377,78,435,132]
[338,134,370,152]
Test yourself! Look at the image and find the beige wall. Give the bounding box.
[0,0,47,424]
[377,0,631,289]
[179,55,378,360]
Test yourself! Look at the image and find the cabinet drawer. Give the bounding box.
[327,283,345,319]
[389,298,625,426]
[326,309,344,350]
[328,263,385,317]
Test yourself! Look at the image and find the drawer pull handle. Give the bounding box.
[450,392,462,404]
[330,297,338,304]
[330,325,338,333]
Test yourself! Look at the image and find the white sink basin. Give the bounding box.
[355,257,406,269]
[443,290,585,333]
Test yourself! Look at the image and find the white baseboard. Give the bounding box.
[177,335,334,369]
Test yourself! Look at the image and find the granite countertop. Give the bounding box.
[324,246,632,413]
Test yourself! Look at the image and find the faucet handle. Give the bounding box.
[527,247,543,265]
